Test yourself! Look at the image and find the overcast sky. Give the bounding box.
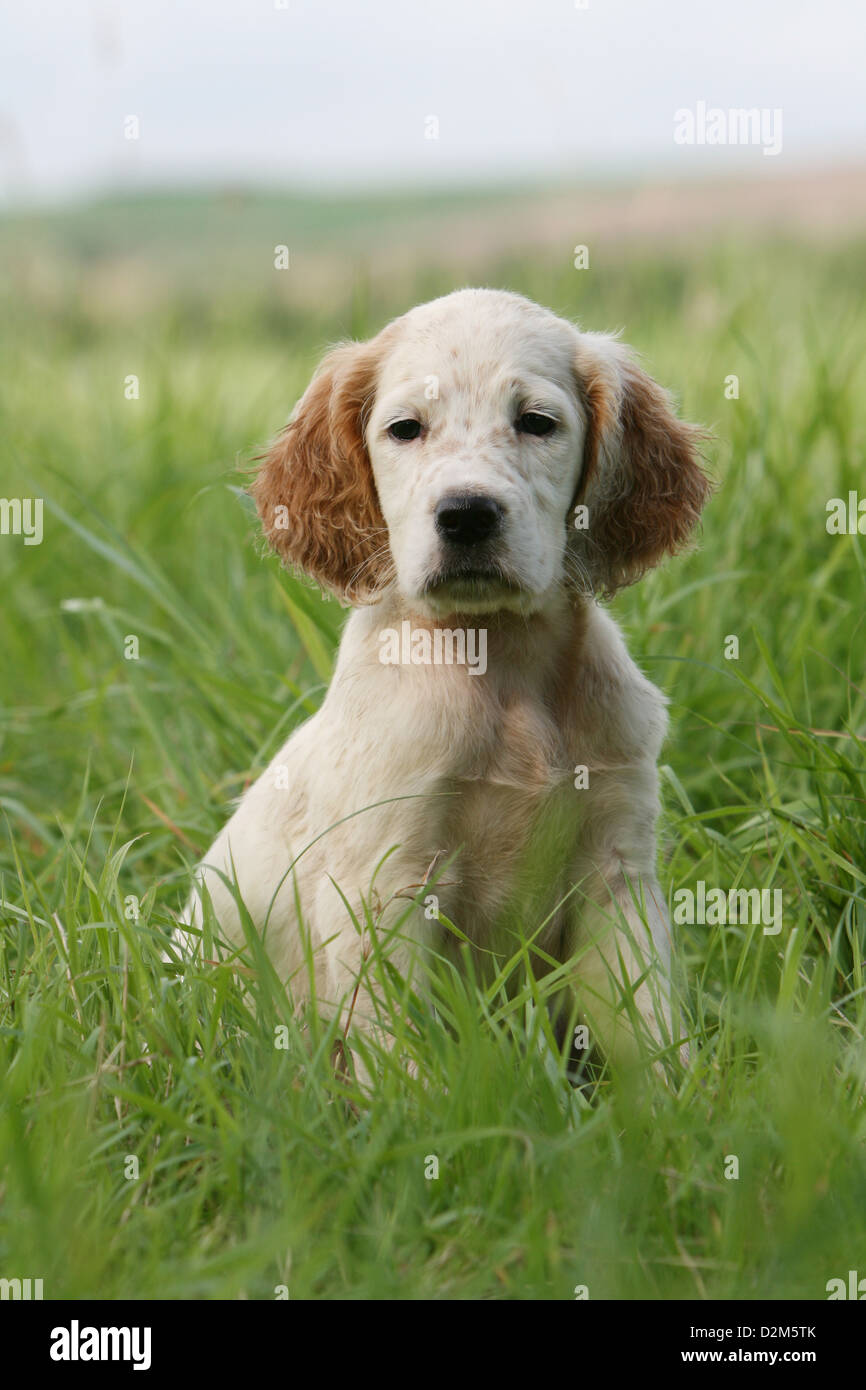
[1,0,864,204]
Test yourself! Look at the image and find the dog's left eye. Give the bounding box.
[388,419,422,442]
[516,412,557,437]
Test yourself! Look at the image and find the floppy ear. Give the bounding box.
[250,332,394,603]
[570,334,712,597]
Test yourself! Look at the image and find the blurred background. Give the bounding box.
[0,0,863,819]
[1,0,866,1302]
[1,0,864,847]
[1,0,865,334]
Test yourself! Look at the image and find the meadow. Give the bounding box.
[0,185,864,1299]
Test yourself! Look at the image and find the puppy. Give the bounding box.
[179,289,710,1070]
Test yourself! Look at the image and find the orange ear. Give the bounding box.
[571,336,713,597]
[250,334,394,603]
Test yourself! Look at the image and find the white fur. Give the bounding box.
[177,290,695,1069]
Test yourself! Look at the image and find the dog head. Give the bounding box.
[252,288,711,612]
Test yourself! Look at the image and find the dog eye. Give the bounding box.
[388,419,422,442]
[516,411,557,437]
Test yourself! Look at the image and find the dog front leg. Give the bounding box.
[564,862,680,1071]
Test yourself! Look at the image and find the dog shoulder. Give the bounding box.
[574,604,669,767]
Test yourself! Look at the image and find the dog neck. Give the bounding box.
[349,585,591,711]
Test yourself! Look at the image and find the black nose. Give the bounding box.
[434,493,504,546]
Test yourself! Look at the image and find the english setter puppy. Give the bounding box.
[180,289,710,1070]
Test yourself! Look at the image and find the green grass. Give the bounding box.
[1,192,865,1299]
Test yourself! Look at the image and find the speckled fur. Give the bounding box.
[179,289,711,1069]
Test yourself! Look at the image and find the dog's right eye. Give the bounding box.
[516,411,557,437]
[387,419,422,442]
